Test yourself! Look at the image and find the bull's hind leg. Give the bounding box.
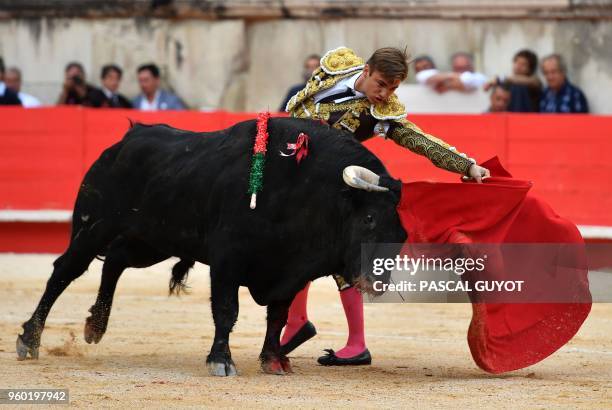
[17,246,99,360]
[260,301,293,375]
[206,259,242,377]
[17,181,120,361]
[85,238,169,344]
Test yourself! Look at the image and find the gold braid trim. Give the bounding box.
[320,47,365,75]
[371,94,407,120]
[286,68,357,114]
[291,96,370,123]
[389,119,474,175]
[333,274,351,291]
[336,111,361,133]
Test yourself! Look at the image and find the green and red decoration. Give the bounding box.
[248,111,271,209]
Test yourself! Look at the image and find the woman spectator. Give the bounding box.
[485,49,541,112]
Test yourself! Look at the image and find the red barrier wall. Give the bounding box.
[1,107,611,252]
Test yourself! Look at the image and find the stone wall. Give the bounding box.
[0,19,246,109]
[1,17,611,112]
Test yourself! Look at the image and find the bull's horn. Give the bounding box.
[342,166,389,192]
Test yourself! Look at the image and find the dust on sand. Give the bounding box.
[45,331,83,358]
[0,254,610,408]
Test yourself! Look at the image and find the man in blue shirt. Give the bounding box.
[540,54,589,113]
[133,64,185,111]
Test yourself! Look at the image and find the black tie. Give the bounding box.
[318,87,356,103]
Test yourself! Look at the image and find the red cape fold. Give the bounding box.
[396,157,591,373]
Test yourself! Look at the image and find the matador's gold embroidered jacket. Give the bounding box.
[286,47,475,175]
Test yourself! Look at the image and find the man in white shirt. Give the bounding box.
[416,52,488,93]
[132,63,185,111]
[4,67,40,107]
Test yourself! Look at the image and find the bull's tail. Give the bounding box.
[169,258,195,296]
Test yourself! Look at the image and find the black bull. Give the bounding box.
[17,117,407,376]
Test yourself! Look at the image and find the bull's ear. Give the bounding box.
[337,185,354,214]
[378,175,402,195]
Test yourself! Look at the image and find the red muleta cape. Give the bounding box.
[396,157,592,373]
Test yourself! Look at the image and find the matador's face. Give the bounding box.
[357,65,401,105]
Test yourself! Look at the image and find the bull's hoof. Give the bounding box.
[280,356,293,374]
[261,356,291,375]
[206,360,238,377]
[84,315,105,344]
[16,335,39,361]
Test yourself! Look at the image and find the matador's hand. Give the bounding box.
[465,164,490,183]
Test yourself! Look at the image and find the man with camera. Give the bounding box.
[56,62,103,107]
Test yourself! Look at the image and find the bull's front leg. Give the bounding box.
[207,268,239,377]
[260,301,292,375]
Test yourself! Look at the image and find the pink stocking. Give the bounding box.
[335,286,367,358]
[280,282,311,345]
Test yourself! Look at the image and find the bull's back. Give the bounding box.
[74,122,256,252]
[97,122,251,190]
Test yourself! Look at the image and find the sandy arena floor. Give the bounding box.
[0,254,610,408]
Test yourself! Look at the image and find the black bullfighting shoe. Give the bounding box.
[280,321,317,355]
[317,348,372,366]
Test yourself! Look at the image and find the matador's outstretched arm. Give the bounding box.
[388,118,475,175]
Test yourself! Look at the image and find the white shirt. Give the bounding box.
[18,92,42,108]
[415,68,439,85]
[314,71,365,104]
[416,68,487,90]
[0,82,38,107]
[139,90,160,111]
[102,87,114,100]
[459,71,488,90]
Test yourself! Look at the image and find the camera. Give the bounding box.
[71,75,84,86]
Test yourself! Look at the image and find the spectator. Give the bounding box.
[413,55,436,74]
[0,57,22,106]
[90,64,132,108]
[279,54,321,111]
[540,54,589,113]
[484,49,541,112]
[417,52,487,93]
[5,67,42,108]
[486,83,511,113]
[57,62,104,107]
[132,63,185,111]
